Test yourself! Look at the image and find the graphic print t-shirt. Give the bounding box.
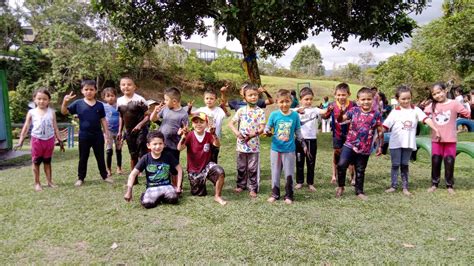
[266,110,301,153]
[135,152,178,188]
[344,107,382,155]
[424,100,470,142]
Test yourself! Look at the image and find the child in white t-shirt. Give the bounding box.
[383,86,439,196]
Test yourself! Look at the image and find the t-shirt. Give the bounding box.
[117,93,148,132]
[195,106,226,137]
[158,107,189,150]
[328,101,356,141]
[424,100,470,142]
[29,107,55,140]
[103,102,120,134]
[135,152,178,188]
[231,106,266,153]
[117,93,147,107]
[455,95,464,104]
[183,131,213,173]
[294,107,323,139]
[67,99,105,140]
[344,107,382,155]
[266,110,301,153]
[228,98,266,111]
[383,105,428,150]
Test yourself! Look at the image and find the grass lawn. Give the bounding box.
[1,122,473,263]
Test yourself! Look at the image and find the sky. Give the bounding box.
[184,0,444,70]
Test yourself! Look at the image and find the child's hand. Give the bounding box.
[237,133,246,141]
[63,91,76,103]
[304,146,312,160]
[131,124,142,133]
[263,130,273,137]
[13,143,22,151]
[178,122,189,137]
[59,141,65,152]
[187,100,194,114]
[220,84,229,93]
[296,107,305,114]
[258,85,267,94]
[327,104,334,112]
[209,126,216,136]
[434,129,441,142]
[124,186,133,202]
[153,103,165,114]
[117,132,122,142]
[175,186,182,194]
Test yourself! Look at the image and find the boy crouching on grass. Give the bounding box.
[124,131,183,208]
[177,112,227,205]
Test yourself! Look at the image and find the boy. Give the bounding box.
[61,80,112,186]
[124,131,183,208]
[150,87,189,163]
[223,82,274,111]
[321,83,356,184]
[177,112,227,205]
[228,83,266,198]
[336,87,383,200]
[116,76,149,172]
[264,89,306,204]
[101,87,122,176]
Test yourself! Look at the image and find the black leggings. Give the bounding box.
[78,137,108,180]
[296,139,317,185]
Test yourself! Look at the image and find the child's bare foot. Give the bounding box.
[103,177,114,184]
[284,198,293,204]
[295,183,303,190]
[330,176,337,185]
[427,186,437,193]
[234,187,243,193]
[249,191,257,198]
[402,189,412,196]
[447,188,455,195]
[335,186,344,198]
[267,196,277,203]
[308,185,316,192]
[357,193,368,201]
[74,180,83,187]
[214,196,227,205]
[34,184,43,192]
[47,182,58,188]
[385,187,396,193]
[116,167,123,175]
[106,169,112,177]
[350,178,356,186]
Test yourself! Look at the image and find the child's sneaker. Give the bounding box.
[447,188,455,195]
[34,184,43,192]
[357,193,368,201]
[308,185,316,192]
[402,189,412,196]
[427,186,437,193]
[249,191,257,198]
[74,180,83,187]
[335,186,344,198]
[295,184,303,190]
[104,177,114,184]
[284,198,293,204]
[385,187,396,193]
[267,196,277,203]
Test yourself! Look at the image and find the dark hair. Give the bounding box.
[242,83,259,96]
[276,89,291,99]
[120,75,136,84]
[323,96,329,102]
[147,130,165,143]
[290,90,297,96]
[454,86,463,95]
[463,93,471,102]
[335,83,350,94]
[81,80,97,90]
[430,82,446,114]
[101,87,117,99]
[395,85,412,99]
[33,87,51,100]
[371,86,378,92]
[300,87,314,98]
[164,87,181,101]
[379,92,388,105]
[204,89,217,98]
[356,87,373,98]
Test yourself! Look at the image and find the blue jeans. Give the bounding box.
[389,148,412,189]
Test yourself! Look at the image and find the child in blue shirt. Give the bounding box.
[264,89,306,204]
[101,87,122,176]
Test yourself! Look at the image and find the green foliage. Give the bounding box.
[0,5,23,51]
[290,44,324,76]
[336,63,362,83]
[210,48,243,74]
[8,81,35,123]
[183,50,216,84]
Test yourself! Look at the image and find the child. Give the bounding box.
[424,82,470,195]
[228,83,266,198]
[192,88,230,163]
[293,87,329,191]
[264,89,306,204]
[224,82,274,111]
[320,96,331,133]
[150,87,189,163]
[101,87,122,176]
[124,131,183,208]
[61,80,112,186]
[321,83,356,184]
[117,76,149,172]
[290,90,299,108]
[15,88,64,191]
[336,87,383,200]
[383,86,440,196]
[177,113,227,205]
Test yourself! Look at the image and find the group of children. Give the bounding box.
[16,77,470,207]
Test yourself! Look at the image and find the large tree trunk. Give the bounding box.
[241,43,261,86]
[237,0,261,86]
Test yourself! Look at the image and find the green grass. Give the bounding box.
[1,124,473,263]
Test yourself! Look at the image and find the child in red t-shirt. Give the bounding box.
[177,112,227,205]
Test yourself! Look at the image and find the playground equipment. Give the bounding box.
[0,70,13,151]
[456,118,474,132]
[296,82,310,96]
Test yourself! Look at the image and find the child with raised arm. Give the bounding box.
[424,82,470,195]
[124,131,182,208]
[15,88,64,191]
[116,76,149,172]
[228,83,266,198]
[293,87,329,191]
[177,113,227,205]
[101,87,123,176]
[61,80,112,186]
[383,86,440,196]
[336,87,384,200]
[224,82,274,111]
[264,89,306,204]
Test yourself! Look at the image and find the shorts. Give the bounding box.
[124,128,148,160]
[106,132,122,150]
[188,162,224,196]
[140,185,178,208]
[31,136,55,164]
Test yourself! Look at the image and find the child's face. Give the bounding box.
[357,92,373,112]
[334,89,349,105]
[120,78,136,97]
[81,85,97,100]
[397,91,412,109]
[244,89,259,105]
[300,94,313,107]
[204,93,217,108]
[164,95,179,109]
[191,119,207,134]
[431,86,447,103]
[277,95,292,113]
[103,92,117,105]
[147,137,165,156]
[34,92,50,109]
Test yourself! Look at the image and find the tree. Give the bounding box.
[94,1,427,85]
[210,48,244,74]
[290,44,324,76]
[339,63,362,82]
[0,4,23,52]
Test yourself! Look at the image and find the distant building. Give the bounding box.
[22,26,36,44]
[179,41,243,62]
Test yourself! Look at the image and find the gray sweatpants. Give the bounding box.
[270,150,296,200]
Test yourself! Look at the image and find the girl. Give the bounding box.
[383,86,439,196]
[15,88,64,191]
[101,87,123,176]
[424,82,470,194]
[320,96,331,133]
